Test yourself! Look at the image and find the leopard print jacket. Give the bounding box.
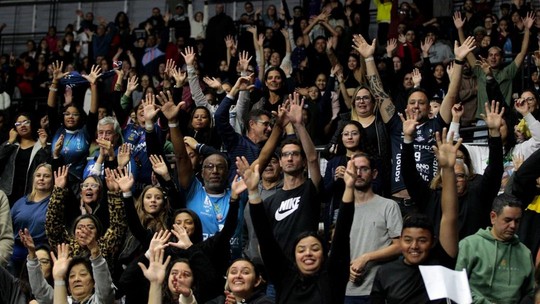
[45,186,127,265]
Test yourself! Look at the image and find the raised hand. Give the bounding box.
[156,91,184,122]
[533,50,540,67]
[143,93,161,122]
[246,26,257,35]
[231,174,247,197]
[411,68,422,87]
[170,67,186,87]
[112,167,134,193]
[104,168,120,192]
[53,134,64,158]
[454,36,476,61]
[19,228,37,258]
[169,224,193,250]
[476,56,492,77]
[451,103,464,122]
[51,61,68,81]
[480,101,505,133]
[352,34,376,58]
[399,109,419,140]
[117,143,132,168]
[181,46,196,66]
[295,87,309,96]
[240,164,260,192]
[164,58,177,78]
[203,76,223,90]
[82,65,102,84]
[446,62,455,79]
[453,11,464,30]
[126,76,139,93]
[37,128,48,147]
[54,165,69,188]
[420,37,434,56]
[257,33,265,48]
[523,11,534,30]
[285,92,304,125]
[224,35,235,49]
[432,128,462,169]
[149,154,170,178]
[343,159,357,189]
[51,243,72,280]
[386,38,398,56]
[238,51,252,72]
[147,230,171,256]
[139,246,171,284]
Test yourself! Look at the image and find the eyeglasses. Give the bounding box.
[281,151,301,158]
[14,120,31,127]
[203,163,227,171]
[80,183,99,190]
[63,112,81,118]
[256,120,272,128]
[355,95,371,102]
[342,131,360,137]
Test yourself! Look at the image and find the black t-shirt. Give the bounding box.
[371,242,456,304]
[13,146,32,199]
[264,179,321,256]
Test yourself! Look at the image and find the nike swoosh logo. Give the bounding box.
[275,207,297,221]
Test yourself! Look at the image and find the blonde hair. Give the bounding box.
[29,163,53,201]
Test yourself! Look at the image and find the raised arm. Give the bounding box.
[286,92,322,188]
[514,12,534,68]
[435,128,460,258]
[439,37,476,124]
[352,35,394,123]
[45,166,71,249]
[453,12,477,68]
[47,61,68,134]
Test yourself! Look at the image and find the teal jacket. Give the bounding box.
[456,227,534,304]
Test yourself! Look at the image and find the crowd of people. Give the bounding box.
[0,0,540,303]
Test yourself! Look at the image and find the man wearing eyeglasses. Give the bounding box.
[400,101,504,240]
[215,77,273,183]
[345,153,402,304]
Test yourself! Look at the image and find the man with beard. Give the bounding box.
[345,153,402,303]
[241,92,322,258]
[401,101,503,240]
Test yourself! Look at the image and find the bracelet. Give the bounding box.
[248,193,260,201]
[454,59,465,65]
[122,191,133,198]
[364,56,374,62]
[49,87,58,92]
[54,280,65,286]
[145,122,154,131]
[168,122,178,128]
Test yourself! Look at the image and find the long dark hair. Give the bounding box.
[171,209,204,245]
